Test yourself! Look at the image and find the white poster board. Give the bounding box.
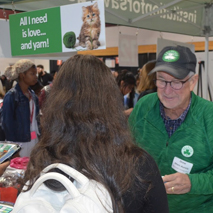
[105,58,115,68]
[118,34,138,67]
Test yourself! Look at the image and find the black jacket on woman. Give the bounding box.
[123,152,169,213]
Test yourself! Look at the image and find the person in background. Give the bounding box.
[137,60,157,101]
[0,79,5,100]
[116,70,136,116]
[39,65,62,111]
[4,66,17,92]
[37,64,53,87]
[0,80,5,141]
[132,73,140,106]
[124,73,141,109]
[111,70,119,78]
[30,81,43,98]
[0,75,8,93]
[2,59,40,157]
[20,54,169,213]
[124,88,135,110]
[124,73,141,108]
[129,45,213,213]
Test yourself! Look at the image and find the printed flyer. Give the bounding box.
[9,0,106,57]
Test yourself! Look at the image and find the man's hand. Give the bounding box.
[162,173,191,194]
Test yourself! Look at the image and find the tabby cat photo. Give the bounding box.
[77,2,101,50]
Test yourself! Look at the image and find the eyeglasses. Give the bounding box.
[154,76,192,90]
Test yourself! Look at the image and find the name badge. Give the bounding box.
[172,157,193,174]
[31,131,37,140]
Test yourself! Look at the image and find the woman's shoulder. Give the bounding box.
[3,87,21,104]
[138,89,157,101]
[123,149,169,213]
[137,150,160,178]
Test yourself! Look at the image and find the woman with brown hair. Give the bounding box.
[19,55,168,213]
[137,60,157,101]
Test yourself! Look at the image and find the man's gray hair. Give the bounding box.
[188,71,195,78]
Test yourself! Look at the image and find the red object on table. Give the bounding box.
[10,157,29,170]
[0,187,18,203]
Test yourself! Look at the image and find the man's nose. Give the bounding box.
[164,82,173,94]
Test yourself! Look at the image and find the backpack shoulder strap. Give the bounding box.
[41,163,89,186]
[29,172,80,198]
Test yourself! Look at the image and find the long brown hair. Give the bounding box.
[137,61,156,93]
[22,54,148,212]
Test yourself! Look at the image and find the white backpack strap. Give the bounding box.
[41,163,89,187]
[30,172,80,198]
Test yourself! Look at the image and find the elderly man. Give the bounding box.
[129,45,213,213]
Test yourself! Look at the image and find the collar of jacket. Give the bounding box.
[145,92,197,136]
[15,83,37,102]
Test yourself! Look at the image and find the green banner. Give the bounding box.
[9,7,61,56]
[9,0,106,57]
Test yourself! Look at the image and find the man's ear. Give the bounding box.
[190,74,198,91]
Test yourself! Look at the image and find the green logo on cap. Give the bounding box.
[162,50,180,62]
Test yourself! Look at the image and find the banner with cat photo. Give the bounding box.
[9,0,106,57]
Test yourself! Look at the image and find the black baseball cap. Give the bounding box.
[149,46,197,79]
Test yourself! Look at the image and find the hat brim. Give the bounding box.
[149,64,190,79]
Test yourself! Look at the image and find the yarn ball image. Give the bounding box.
[63,31,76,48]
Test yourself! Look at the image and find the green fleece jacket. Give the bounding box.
[129,92,213,213]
